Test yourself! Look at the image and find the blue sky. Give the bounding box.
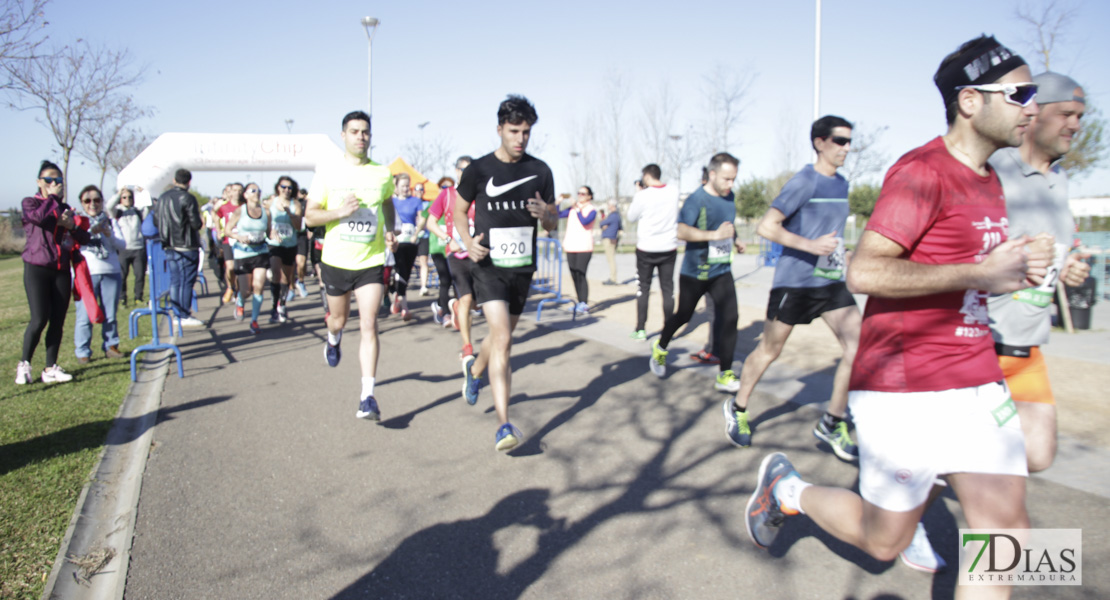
[3,0,1108,209]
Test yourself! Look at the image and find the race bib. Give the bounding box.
[397,222,416,244]
[489,226,532,268]
[708,238,732,264]
[1012,242,1066,308]
[814,237,846,280]
[274,222,295,243]
[339,207,377,244]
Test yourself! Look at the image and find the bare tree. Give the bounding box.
[0,0,49,78]
[664,126,699,194]
[774,108,807,174]
[599,70,632,202]
[697,63,756,155]
[401,134,454,179]
[565,112,600,193]
[4,40,145,200]
[77,95,153,189]
[842,122,889,184]
[107,128,154,176]
[1015,0,1080,71]
[638,82,679,174]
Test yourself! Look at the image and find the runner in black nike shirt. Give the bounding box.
[454,94,557,452]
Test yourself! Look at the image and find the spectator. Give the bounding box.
[153,168,206,328]
[74,185,127,362]
[599,199,622,285]
[114,187,148,306]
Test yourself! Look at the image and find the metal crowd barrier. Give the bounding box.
[128,240,184,380]
[532,237,575,321]
[758,238,783,267]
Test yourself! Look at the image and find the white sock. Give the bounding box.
[774,474,812,515]
[328,330,342,346]
[361,377,375,399]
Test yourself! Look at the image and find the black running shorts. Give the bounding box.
[320,262,384,297]
[766,282,857,325]
[448,255,475,298]
[471,264,533,316]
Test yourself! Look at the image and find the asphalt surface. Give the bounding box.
[60,253,1110,599]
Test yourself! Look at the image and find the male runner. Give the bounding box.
[745,37,1048,600]
[454,95,557,452]
[626,164,679,341]
[648,153,745,392]
[724,116,860,461]
[304,110,396,421]
[900,71,1094,573]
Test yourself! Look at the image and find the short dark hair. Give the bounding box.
[174,169,192,185]
[497,95,538,126]
[79,184,102,200]
[274,176,299,196]
[456,155,473,168]
[641,164,661,180]
[811,115,853,150]
[342,110,371,130]
[38,160,61,178]
[707,152,739,173]
[579,185,594,198]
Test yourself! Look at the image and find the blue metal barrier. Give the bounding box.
[1076,232,1110,300]
[758,238,783,267]
[532,237,575,321]
[128,240,184,380]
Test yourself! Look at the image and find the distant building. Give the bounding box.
[1070,197,1110,218]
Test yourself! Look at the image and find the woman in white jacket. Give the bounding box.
[75,185,127,362]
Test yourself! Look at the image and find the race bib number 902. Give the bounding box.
[489,226,533,268]
[339,207,377,244]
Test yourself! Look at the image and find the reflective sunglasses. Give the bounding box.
[955,82,1038,107]
[81,197,103,204]
[278,184,292,190]
[41,176,63,184]
[828,136,852,147]
[246,188,261,194]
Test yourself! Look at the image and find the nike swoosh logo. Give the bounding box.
[486,175,537,197]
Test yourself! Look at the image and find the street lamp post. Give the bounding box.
[361,16,380,157]
[284,119,294,134]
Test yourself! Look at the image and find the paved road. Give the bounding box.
[117,254,1109,599]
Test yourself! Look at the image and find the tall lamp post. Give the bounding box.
[361,16,380,157]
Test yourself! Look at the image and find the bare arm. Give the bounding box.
[454,193,487,262]
[756,208,839,256]
[846,230,1046,298]
[304,194,358,228]
[678,221,733,243]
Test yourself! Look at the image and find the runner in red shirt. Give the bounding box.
[745,36,1050,597]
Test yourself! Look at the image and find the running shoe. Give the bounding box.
[722,400,752,447]
[649,340,668,377]
[296,281,308,298]
[462,355,482,405]
[286,289,296,303]
[575,301,589,314]
[419,286,430,296]
[356,396,380,421]
[41,364,73,383]
[269,309,281,324]
[431,302,444,325]
[234,305,244,322]
[390,295,401,315]
[324,340,341,367]
[714,370,740,393]
[746,452,799,550]
[495,422,524,452]
[448,298,459,330]
[15,360,32,385]
[249,320,261,335]
[180,316,206,328]
[222,288,234,304]
[630,329,647,342]
[813,418,860,463]
[691,349,720,364]
[900,522,947,573]
[402,308,413,322]
[277,303,288,323]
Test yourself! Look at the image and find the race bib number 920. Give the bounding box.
[489,226,533,268]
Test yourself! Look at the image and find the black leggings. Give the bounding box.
[118,247,147,302]
[22,262,72,366]
[566,251,592,303]
[431,252,452,312]
[635,249,676,331]
[393,243,418,296]
[659,274,738,372]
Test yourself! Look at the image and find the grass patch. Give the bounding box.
[0,256,138,599]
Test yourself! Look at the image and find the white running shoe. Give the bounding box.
[41,364,73,383]
[179,316,206,328]
[900,522,946,573]
[15,360,32,385]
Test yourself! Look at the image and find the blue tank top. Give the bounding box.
[232,206,269,258]
[268,204,297,248]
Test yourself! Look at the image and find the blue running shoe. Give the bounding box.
[356,396,380,421]
[495,423,523,452]
[324,340,341,367]
[745,452,800,550]
[462,355,481,405]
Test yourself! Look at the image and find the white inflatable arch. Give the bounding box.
[116,133,343,207]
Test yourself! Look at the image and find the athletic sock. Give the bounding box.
[280,283,289,301]
[822,412,844,431]
[773,474,811,515]
[271,280,280,310]
[361,376,375,399]
[328,330,342,346]
[251,294,263,323]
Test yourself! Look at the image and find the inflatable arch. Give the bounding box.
[116,133,343,208]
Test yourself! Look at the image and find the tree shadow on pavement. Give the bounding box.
[0,395,230,476]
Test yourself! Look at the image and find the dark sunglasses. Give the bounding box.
[955,82,1038,107]
[279,184,292,190]
[82,197,103,204]
[828,136,852,147]
[41,176,63,184]
[440,183,451,189]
